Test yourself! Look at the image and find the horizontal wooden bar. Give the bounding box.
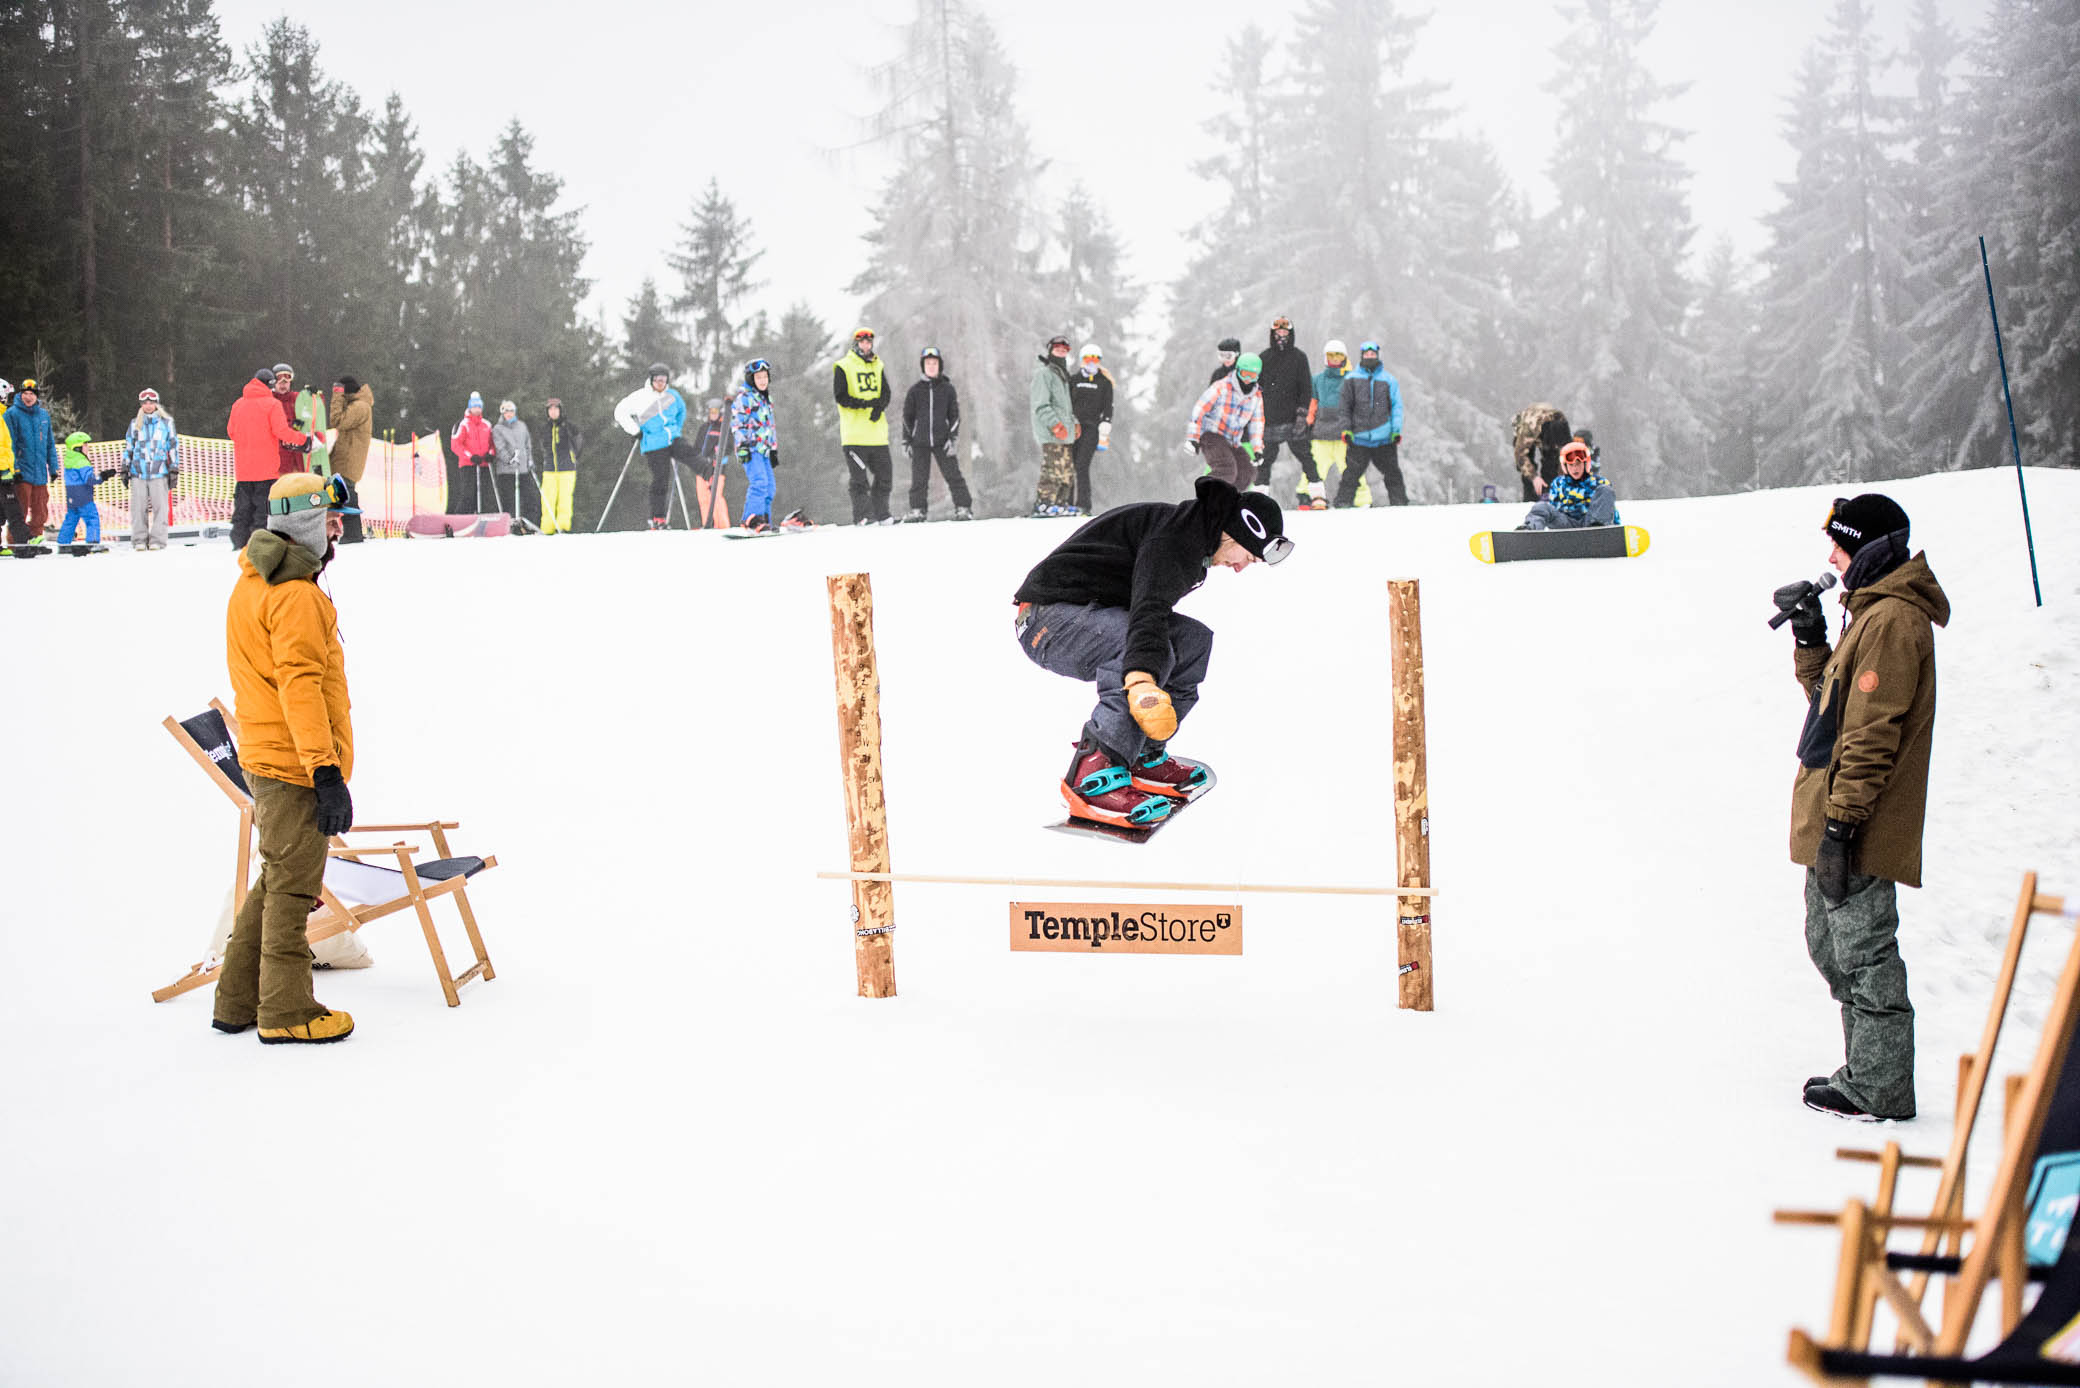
[1835,1147,1945,1169]
[2036,893,2069,915]
[1773,1209,1976,1231]
[453,962,486,987]
[328,845,421,859]
[817,869,1431,899]
[348,821,461,832]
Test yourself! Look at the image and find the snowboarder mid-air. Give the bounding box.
[1012,477,1292,831]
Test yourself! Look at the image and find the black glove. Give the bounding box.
[1817,819,1857,905]
[311,764,354,837]
[166,469,179,490]
[693,456,715,480]
[869,405,885,424]
[1773,580,1829,648]
[768,448,780,468]
[1254,461,1273,486]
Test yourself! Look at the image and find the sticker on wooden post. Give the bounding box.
[1009,902,1242,956]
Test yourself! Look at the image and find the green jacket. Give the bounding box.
[1030,355,1074,447]
[1789,554,1949,888]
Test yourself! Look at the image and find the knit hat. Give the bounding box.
[267,473,332,555]
[546,397,563,410]
[467,391,484,411]
[1197,477,1292,564]
[1824,493,1910,557]
[272,363,294,380]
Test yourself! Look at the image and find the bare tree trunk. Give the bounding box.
[74,0,100,423]
[162,127,177,389]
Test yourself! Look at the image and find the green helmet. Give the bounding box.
[1235,353,1264,376]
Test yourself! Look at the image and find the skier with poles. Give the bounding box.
[491,399,537,532]
[613,364,691,530]
[689,398,733,529]
[1013,476,1292,833]
[450,392,495,513]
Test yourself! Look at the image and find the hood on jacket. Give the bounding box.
[240,377,274,404]
[243,528,325,585]
[1844,552,1950,629]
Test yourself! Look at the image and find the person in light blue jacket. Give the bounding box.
[1332,341,1406,506]
[615,363,690,529]
[124,388,181,550]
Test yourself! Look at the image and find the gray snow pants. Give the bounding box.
[1015,600,1212,762]
[1804,867,1916,1118]
[129,477,168,549]
[1523,489,1618,530]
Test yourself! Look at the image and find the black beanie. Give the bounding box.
[1824,493,1910,556]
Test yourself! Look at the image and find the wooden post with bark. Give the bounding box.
[1388,579,1434,1011]
[828,573,898,998]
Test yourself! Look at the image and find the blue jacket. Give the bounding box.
[732,387,777,454]
[1546,467,1619,522]
[5,400,59,485]
[61,432,97,485]
[1339,364,1403,446]
[615,384,687,451]
[124,413,181,479]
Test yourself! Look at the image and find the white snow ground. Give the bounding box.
[3,470,2078,1386]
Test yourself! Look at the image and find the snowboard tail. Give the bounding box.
[1470,524,1650,563]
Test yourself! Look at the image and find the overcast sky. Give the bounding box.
[215,0,1988,352]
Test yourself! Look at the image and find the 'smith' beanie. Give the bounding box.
[1824,493,1910,557]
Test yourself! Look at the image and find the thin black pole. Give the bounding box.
[1980,236,2043,607]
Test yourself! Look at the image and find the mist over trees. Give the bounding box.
[0,0,2072,529]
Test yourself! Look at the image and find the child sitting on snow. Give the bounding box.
[55,431,117,548]
[1520,439,1619,530]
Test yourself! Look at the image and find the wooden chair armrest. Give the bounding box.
[327,844,422,860]
[1774,1208,1975,1231]
[345,821,460,832]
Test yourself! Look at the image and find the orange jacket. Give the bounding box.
[226,531,353,786]
[228,377,308,482]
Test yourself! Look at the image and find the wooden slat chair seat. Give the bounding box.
[1781,876,2080,1381]
[152,699,497,1008]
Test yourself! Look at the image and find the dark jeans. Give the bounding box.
[1069,429,1101,513]
[1015,600,1213,762]
[644,448,678,523]
[213,774,328,1030]
[1804,868,1916,1118]
[907,443,972,513]
[1262,432,1319,485]
[1335,439,1407,506]
[230,479,273,549]
[845,444,894,523]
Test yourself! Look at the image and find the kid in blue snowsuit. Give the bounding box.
[1522,439,1619,529]
[731,359,779,529]
[56,431,110,545]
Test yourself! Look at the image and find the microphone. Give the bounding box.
[1768,570,1837,629]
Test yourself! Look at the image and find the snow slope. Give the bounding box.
[3,470,2077,1386]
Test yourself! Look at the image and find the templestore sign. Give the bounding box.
[1008,903,1243,956]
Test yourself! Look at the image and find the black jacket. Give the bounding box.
[1014,476,1244,676]
[1258,335,1314,440]
[541,417,582,471]
[902,374,961,448]
[1069,367,1113,429]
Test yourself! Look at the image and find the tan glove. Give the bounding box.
[1123,672,1176,740]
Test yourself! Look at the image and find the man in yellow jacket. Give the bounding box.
[832,327,894,525]
[215,472,359,1044]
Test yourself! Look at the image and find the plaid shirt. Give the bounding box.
[1188,376,1265,448]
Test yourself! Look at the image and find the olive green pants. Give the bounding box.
[213,775,328,1030]
[1804,868,1916,1119]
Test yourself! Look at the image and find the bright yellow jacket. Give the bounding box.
[226,531,354,786]
[0,413,13,480]
[831,349,891,447]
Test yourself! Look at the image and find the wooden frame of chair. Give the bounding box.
[151,698,498,1008]
[1774,872,2055,1351]
[1779,876,2076,1378]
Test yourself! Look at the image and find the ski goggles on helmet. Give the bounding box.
[1560,442,1591,464]
[138,388,160,403]
[1262,534,1295,565]
[745,358,771,376]
[269,473,360,517]
[1271,316,1292,331]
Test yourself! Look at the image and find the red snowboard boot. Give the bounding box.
[1061,734,1172,829]
[1129,746,1212,801]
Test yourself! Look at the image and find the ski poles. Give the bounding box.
[595,436,642,533]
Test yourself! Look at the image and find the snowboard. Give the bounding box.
[3,544,52,558]
[722,510,818,539]
[65,544,109,556]
[1470,524,1650,564]
[1045,764,1217,845]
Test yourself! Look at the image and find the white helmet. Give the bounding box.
[0,378,11,402]
[1079,343,1102,361]
[1322,339,1348,359]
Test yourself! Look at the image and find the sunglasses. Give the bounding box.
[268,474,360,516]
[1262,535,1294,565]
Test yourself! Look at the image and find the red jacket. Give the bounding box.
[229,378,308,482]
[451,413,493,466]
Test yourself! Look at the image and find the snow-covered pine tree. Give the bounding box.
[1523,0,1698,496]
[850,0,1054,515]
[1050,181,1148,499]
[1752,0,1910,486]
[669,179,764,402]
[621,278,678,381]
[1687,239,1763,492]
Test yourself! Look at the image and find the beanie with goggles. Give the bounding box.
[267,472,357,554]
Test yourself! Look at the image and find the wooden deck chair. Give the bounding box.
[152,700,498,1008]
[1776,873,2064,1350]
[1781,880,2080,1381]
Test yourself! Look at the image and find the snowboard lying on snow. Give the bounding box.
[1470,524,1650,563]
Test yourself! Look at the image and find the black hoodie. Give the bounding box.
[902,366,961,449]
[1258,330,1314,436]
[1014,476,1244,675]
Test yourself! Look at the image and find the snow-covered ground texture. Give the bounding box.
[4,469,2078,1386]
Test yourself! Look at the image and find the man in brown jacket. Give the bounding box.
[328,376,372,543]
[213,472,359,1045]
[1779,493,1949,1121]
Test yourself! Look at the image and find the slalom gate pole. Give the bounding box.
[594,438,641,533]
[1388,579,1434,1010]
[828,572,898,997]
[1980,235,2043,608]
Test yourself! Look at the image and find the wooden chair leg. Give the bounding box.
[449,885,495,983]
[395,855,462,1007]
[1854,1143,1904,1349]
[2001,1074,2029,1333]
[1828,1200,1872,1348]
